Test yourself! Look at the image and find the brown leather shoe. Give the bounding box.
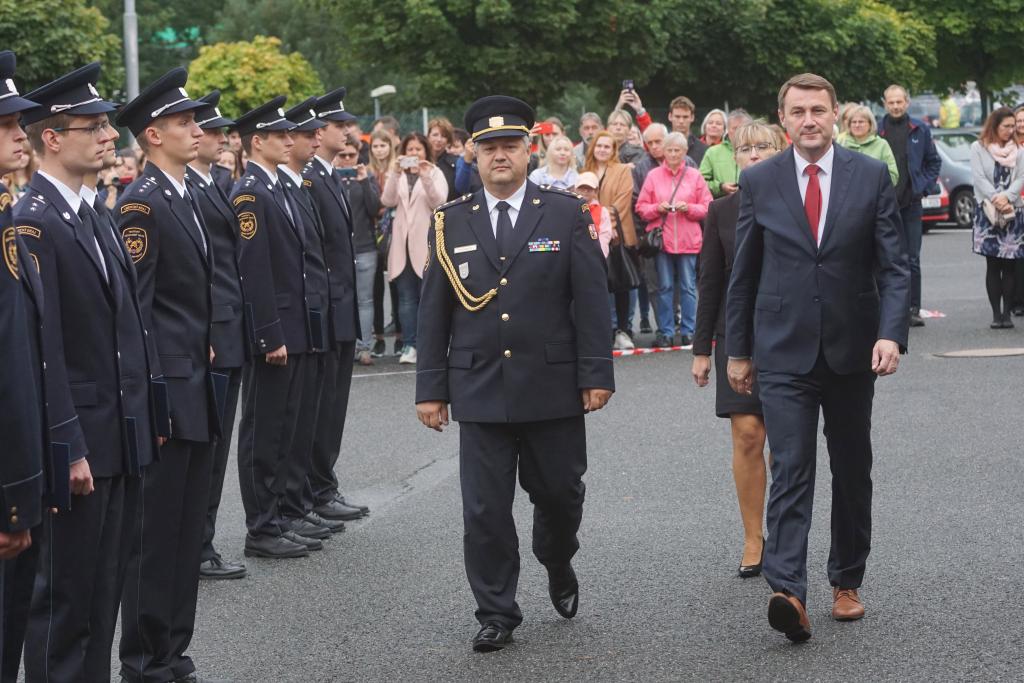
[767,592,811,642]
[832,587,865,621]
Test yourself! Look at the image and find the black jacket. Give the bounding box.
[282,168,331,352]
[117,163,214,443]
[232,162,313,356]
[436,151,460,202]
[693,191,740,356]
[338,175,381,254]
[186,166,248,369]
[302,157,359,344]
[416,182,615,422]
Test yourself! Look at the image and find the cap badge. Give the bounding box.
[179,87,189,98]
[214,107,222,117]
[277,108,285,116]
[4,78,16,95]
[88,83,99,97]
[488,116,505,127]
[309,109,316,118]
[338,101,345,111]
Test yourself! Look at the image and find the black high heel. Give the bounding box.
[738,537,764,578]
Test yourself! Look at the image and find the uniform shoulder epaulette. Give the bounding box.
[538,184,583,200]
[21,194,48,215]
[131,176,161,198]
[436,193,473,213]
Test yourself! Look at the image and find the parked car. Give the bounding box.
[931,127,979,229]
[921,179,949,233]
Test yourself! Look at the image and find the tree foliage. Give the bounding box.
[187,36,323,118]
[0,0,123,94]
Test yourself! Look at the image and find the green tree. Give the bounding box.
[187,36,323,117]
[0,0,123,94]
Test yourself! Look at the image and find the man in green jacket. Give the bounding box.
[699,108,751,197]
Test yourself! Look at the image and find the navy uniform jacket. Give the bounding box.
[211,164,234,197]
[726,144,910,376]
[1,182,45,529]
[186,166,248,368]
[415,182,614,423]
[302,158,359,345]
[230,163,312,356]
[282,170,330,351]
[14,173,154,479]
[117,163,215,443]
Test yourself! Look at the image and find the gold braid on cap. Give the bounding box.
[433,210,497,312]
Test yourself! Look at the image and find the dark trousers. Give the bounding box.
[459,416,588,630]
[307,342,355,508]
[120,439,213,683]
[281,352,326,519]
[237,354,314,536]
[24,475,137,683]
[899,202,923,309]
[1,528,39,683]
[1013,259,1024,310]
[758,351,875,604]
[201,366,242,561]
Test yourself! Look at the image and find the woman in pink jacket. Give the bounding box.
[636,131,713,348]
[381,131,449,364]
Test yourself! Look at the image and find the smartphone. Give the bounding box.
[336,167,357,178]
[399,155,419,169]
[622,79,634,91]
[534,121,554,136]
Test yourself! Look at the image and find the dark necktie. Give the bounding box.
[77,204,109,282]
[804,164,822,245]
[495,200,513,261]
[183,189,208,255]
[272,181,295,224]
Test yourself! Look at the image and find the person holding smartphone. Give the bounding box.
[381,131,448,364]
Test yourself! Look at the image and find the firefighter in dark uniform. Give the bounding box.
[231,97,326,559]
[15,63,162,682]
[0,50,47,683]
[113,68,220,683]
[279,98,346,534]
[184,90,249,581]
[415,96,615,652]
[301,87,369,522]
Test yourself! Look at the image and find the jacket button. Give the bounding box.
[10,506,16,514]
[500,278,508,286]
[501,313,509,322]
[813,296,821,303]
[504,349,512,358]
[10,515,17,525]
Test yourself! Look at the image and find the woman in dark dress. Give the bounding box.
[691,121,787,578]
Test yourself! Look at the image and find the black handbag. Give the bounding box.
[637,166,687,257]
[606,207,641,292]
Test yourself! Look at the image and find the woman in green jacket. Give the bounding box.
[838,104,899,187]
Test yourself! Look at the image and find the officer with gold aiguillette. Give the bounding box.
[415,95,615,653]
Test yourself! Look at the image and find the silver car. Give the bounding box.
[931,127,979,229]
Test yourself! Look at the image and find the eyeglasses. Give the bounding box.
[337,152,358,159]
[735,143,776,155]
[51,121,114,137]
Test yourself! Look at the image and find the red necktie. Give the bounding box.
[804,164,821,244]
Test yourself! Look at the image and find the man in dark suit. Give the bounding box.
[16,63,162,683]
[416,95,614,652]
[185,91,249,581]
[114,68,221,683]
[302,87,369,522]
[0,50,47,683]
[726,73,910,643]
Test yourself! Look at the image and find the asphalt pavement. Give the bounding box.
[100,228,1021,682]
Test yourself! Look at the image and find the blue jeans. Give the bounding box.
[394,264,421,349]
[354,250,377,351]
[900,202,923,309]
[654,252,697,338]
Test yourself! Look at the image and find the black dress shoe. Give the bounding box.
[1002,315,1015,329]
[282,530,323,551]
[337,495,370,514]
[472,623,513,653]
[305,511,346,534]
[285,516,331,540]
[547,563,579,619]
[199,555,247,580]
[738,537,764,578]
[243,533,308,559]
[314,498,364,521]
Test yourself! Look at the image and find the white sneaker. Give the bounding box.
[613,330,635,350]
[399,346,417,365]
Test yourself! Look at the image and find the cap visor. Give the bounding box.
[66,100,119,116]
[0,95,40,117]
[198,115,235,129]
[321,112,357,123]
[473,130,528,142]
[289,120,326,132]
[160,99,207,118]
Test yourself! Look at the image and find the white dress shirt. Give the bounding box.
[794,143,835,245]
[187,163,214,187]
[278,165,304,189]
[157,167,208,254]
[483,181,527,237]
[38,171,110,280]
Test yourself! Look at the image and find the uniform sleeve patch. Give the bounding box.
[233,194,255,207]
[3,227,19,279]
[120,202,151,215]
[238,211,257,240]
[0,192,11,212]
[302,179,312,187]
[122,227,148,263]
[15,226,41,239]
[588,224,598,240]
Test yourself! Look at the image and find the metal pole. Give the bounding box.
[422,107,428,134]
[374,97,380,121]
[124,0,139,100]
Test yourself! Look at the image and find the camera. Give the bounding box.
[399,155,419,170]
[622,79,634,91]
[337,167,358,179]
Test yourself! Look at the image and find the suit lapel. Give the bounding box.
[34,177,110,284]
[772,148,818,255]
[466,196,500,271]
[818,146,854,254]
[246,163,302,244]
[93,199,129,271]
[147,164,208,267]
[187,168,236,229]
[500,184,544,274]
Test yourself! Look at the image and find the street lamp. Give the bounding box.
[371,84,396,120]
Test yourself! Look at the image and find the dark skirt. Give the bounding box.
[713,337,762,418]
